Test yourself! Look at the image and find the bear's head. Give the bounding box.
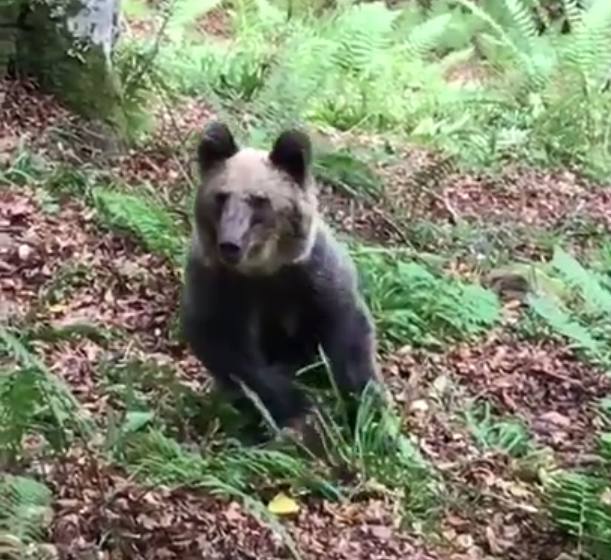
[192,122,318,275]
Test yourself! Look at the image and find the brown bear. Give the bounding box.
[181,121,380,437]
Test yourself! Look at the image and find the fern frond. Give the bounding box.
[93,188,186,265]
[0,475,52,551]
[551,246,611,314]
[452,0,524,63]
[527,293,604,359]
[562,0,584,34]
[330,3,399,74]
[352,246,501,349]
[547,471,611,548]
[404,12,453,59]
[0,327,95,460]
[561,0,611,87]
[503,0,539,41]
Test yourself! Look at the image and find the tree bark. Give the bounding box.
[14,0,124,126]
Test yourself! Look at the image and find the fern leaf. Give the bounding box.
[452,0,524,62]
[551,246,611,314]
[562,0,584,34]
[547,471,611,547]
[561,0,611,87]
[503,0,538,40]
[93,189,186,264]
[404,13,453,59]
[527,293,603,359]
[0,475,52,549]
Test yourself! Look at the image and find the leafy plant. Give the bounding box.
[0,328,95,467]
[526,246,611,368]
[93,187,187,264]
[465,400,533,458]
[0,475,53,560]
[314,148,384,200]
[308,381,442,523]
[544,402,611,559]
[546,471,611,558]
[352,245,501,349]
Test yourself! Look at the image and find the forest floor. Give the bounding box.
[2,60,611,560]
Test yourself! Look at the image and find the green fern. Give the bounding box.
[551,246,611,314]
[404,12,454,58]
[123,428,338,497]
[504,0,539,40]
[561,0,611,89]
[352,245,501,349]
[547,471,611,554]
[93,188,186,265]
[528,293,604,358]
[526,248,611,367]
[0,475,53,558]
[313,149,384,200]
[330,2,399,74]
[0,328,95,465]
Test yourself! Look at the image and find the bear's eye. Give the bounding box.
[250,195,270,226]
[250,195,269,211]
[214,192,229,207]
[250,195,269,209]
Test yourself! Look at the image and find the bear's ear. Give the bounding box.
[269,129,312,186]
[197,121,238,175]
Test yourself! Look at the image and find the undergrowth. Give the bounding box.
[544,400,611,559]
[118,0,611,179]
[0,474,54,560]
[353,245,501,350]
[525,246,611,369]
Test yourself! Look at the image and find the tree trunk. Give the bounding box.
[15,0,124,127]
[0,2,20,78]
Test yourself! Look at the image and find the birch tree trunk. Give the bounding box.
[15,0,124,125]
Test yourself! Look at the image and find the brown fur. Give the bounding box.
[192,148,318,275]
[181,123,381,436]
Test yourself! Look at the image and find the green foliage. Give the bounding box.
[0,328,94,467]
[352,245,501,349]
[465,400,533,457]
[0,475,53,559]
[93,187,186,265]
[310,381,442,522]
[314,148,384,200]
[165,0,223,42]
[545,404,611,559]
[122,0,611,176]
[454,0,611,177]
[124,428,337,495]
[118,377,441,527]
[119,429,307,558]
[547,471,611,558]
[526,246,611,368]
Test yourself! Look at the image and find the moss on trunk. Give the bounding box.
[16,0,125,130]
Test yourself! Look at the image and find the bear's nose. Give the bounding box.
[218,241,242,264]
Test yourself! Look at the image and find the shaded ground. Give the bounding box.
[3,76,609,560]
[50,452,439,560]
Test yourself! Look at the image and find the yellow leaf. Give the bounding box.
[48,303,68,314]
[267,492,299,516]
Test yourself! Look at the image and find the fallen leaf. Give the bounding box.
[267,492,300,516]
[369,525,392,540]
[539,411,571,428]
[17,243,32,261]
